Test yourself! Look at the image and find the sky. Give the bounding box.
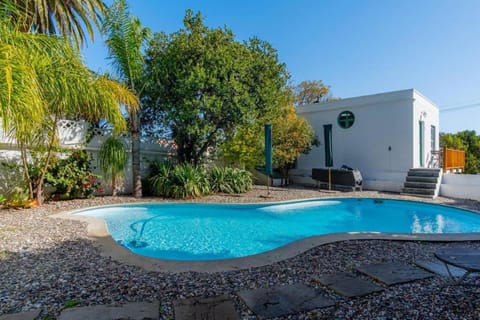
[82,0,480,134]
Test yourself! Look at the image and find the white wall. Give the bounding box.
[412,91,440,168]
[291,89,440,192]
[440,174,480,201]
[292,90,413,191]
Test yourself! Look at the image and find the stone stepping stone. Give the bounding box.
[236,283,335,318]
[173,295,239,320]
[356,262,433,286]
[57,301,159,320]
[316,272,384,297]
[415,260,467,278]
[0,310,41,320]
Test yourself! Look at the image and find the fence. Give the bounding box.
[0,120,174,194]
[442,147,465,172]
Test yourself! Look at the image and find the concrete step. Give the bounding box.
[404,182,437,189]
[406,176,438,183]
[401,187,435,196]
[408,168,441,172]
[407,170,440,178]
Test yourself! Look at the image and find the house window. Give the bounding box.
[431,125,436,150]
[338,111,355,129]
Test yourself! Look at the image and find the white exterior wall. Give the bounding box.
[412,92,440,169]
[291,89,439,192]
[440,174,480,201]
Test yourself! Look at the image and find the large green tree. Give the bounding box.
[1,0,106,48]
[142,10,289,165]
[102,0,150,197]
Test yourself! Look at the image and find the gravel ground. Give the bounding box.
[1,185,480,319]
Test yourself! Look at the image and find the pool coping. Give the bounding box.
[52,198,480,273]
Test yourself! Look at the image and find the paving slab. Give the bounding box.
[316,273,384,297]
[173,295,239,320]
[237,283,335,318]
[415,260,467,278]
[57,301,159,320]
[356,262,433,286]
[0,310,41,320]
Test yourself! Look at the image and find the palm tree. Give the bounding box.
[102,0,150,198]
[99,136,128,196]
[2,0,106,48]
[0,17,138,204]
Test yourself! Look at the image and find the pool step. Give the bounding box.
[401,168,442,199]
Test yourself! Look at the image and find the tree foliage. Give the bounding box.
[102,0,150,197]
[142,10,289,165]
[293,80,334,106]
[0,13,137,204]
[221,103,317,174]
[440,130,480,174]
[2,0,106,48]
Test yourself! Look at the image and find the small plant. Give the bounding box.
[4,187,31,208]
[0,160,29,205]
[62,299,80,309]
[99,136,128,196]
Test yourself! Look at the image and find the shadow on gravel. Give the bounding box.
[1,238,480,319]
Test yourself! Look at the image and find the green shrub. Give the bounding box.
[0,194,5,205]
[170,164,211,198]
[149,161,174,197]
[209,167,252,193]
[44,150,101,199]
[149,162,210,199]
[146,162,252,199]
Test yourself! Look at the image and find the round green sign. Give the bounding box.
[338,111,355,129]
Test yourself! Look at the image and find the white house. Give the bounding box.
[291,89,439,192]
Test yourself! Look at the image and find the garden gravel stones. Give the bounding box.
[316,273,384,297]
[237,283,335,318]
[356,262,434,285]
[173,295,238,320]
[1,187,480,319]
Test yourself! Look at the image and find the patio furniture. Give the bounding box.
[434,248,480,285]
[311,166,362,191]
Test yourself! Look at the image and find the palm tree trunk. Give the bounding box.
[19,142,34,199]
[35,116,59,205]
[112,169,117,196]
[130,110,142,197]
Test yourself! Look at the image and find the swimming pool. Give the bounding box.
[75,198,480,261]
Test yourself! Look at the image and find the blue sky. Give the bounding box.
[82,0,480,134]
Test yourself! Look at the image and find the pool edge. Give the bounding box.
[52,199,480,274]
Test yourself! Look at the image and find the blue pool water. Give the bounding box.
[76,198,480,261]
